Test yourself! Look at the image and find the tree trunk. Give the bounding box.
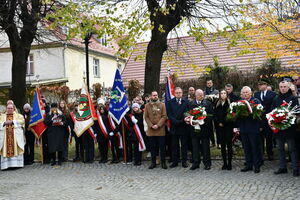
[10,45,28,110]
[144,31,168,95]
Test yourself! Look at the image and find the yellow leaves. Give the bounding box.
[273,71,300,78]
[158,24,166,33]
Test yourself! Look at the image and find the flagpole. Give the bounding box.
[40,137,44,164]
[122,120,127,163]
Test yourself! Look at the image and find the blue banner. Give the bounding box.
[109,69,129,124]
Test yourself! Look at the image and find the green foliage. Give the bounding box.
[256,58,282,86]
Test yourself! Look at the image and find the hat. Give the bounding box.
[97,98,105,105]
[23,103,31,111]
[51,103,58,108]
[132,103,140,109]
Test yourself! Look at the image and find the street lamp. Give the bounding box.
[84,32,93,92]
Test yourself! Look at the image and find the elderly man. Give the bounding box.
[272,81,299,176]
[167,87,189,168]
[0,103,25,170]
[144,91,167,169]
[189,89,213,170]
[238,86,262,173]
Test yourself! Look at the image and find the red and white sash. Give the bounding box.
[96,110,111,147]
[124,115,146,152]
[108,115,123,149]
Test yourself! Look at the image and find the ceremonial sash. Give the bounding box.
[108,116,123,149]
[124,115,146,152]
[96,110,111,147]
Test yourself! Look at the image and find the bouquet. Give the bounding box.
[184,106,207,132]
[205,94,219,102]
[266,101,300,133]
[227,100,264,121]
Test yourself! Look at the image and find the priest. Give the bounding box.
[0,103,25,170]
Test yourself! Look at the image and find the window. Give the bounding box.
[98,34,107,47]
[26,54,34,76]
[93,58,100,77]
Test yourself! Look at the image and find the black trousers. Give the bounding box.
[42,131,50,164]
[127,139,142,163]
[216,126,233,165]
[83,132,95,162]
[62,134,69,161]
[24,131,35,163]
[52,151,63,163]
[149,136,166,164]
[192,135,211,167]
[241,131,262,169]
[74,133,84,160]
[165,129,172,160]
[109,135,121,161]
[97,134,108,161]
[172,135,188,164]
[260,119,274,157]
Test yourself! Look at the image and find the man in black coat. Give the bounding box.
[272,81,299,177]
[167,87,189,168]
[238,86,262,173]
[189,89,214,170]
[254,81,277,161]
[225,84,239,102]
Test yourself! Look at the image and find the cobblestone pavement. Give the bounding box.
[0,160,299,200]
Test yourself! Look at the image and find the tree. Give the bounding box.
[0,0,56,109]
[47,0,247,95]
[239,0,300,60]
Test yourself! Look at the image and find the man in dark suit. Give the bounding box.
[167,87,189,168]
[189,89,213,170]
[254,81,276,161]
[239,86,262,173]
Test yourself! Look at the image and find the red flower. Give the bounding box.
[249,100,255,104]
[281,101,288,106]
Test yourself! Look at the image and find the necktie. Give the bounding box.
[261,91,264,101]
[177,99,181,105]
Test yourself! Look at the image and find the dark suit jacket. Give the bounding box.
[188,99,213,138]
[167,98,189,135]
[254,90,276,114]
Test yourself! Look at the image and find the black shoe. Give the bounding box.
[182,162,188,168]
[190,164,199,170]
[161,162,168,169]
[57,161,62,166]
[227,164,232,170]
[254,168,260,173]
[148,163,156,169]
[293,170,299,177]
[169,163,178,168]
[99,159,108,164]
[204,166,211,170]
[274,168,288,175]
[51,161,56,166]
[241,167,253,172]
[73,157,81,162]
[111,159,120,164]
[134,162,141,166]
[221,164,228,170]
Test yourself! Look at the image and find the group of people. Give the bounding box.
[0,78,300,177]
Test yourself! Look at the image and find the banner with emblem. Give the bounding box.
[109,69,129,124]
[74,85,96,137]
[29,87,47,138]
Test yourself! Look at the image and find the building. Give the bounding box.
[0,27,125,92]
[122,36,299,86]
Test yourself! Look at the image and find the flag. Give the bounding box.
[108,69,129,124]
[165,74,175,130]
[74,84,96,137]
[29,88,47,138]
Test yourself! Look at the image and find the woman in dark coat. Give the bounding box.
[214,90,233,170]
[45,103,67,166]
[96,104,111,163]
